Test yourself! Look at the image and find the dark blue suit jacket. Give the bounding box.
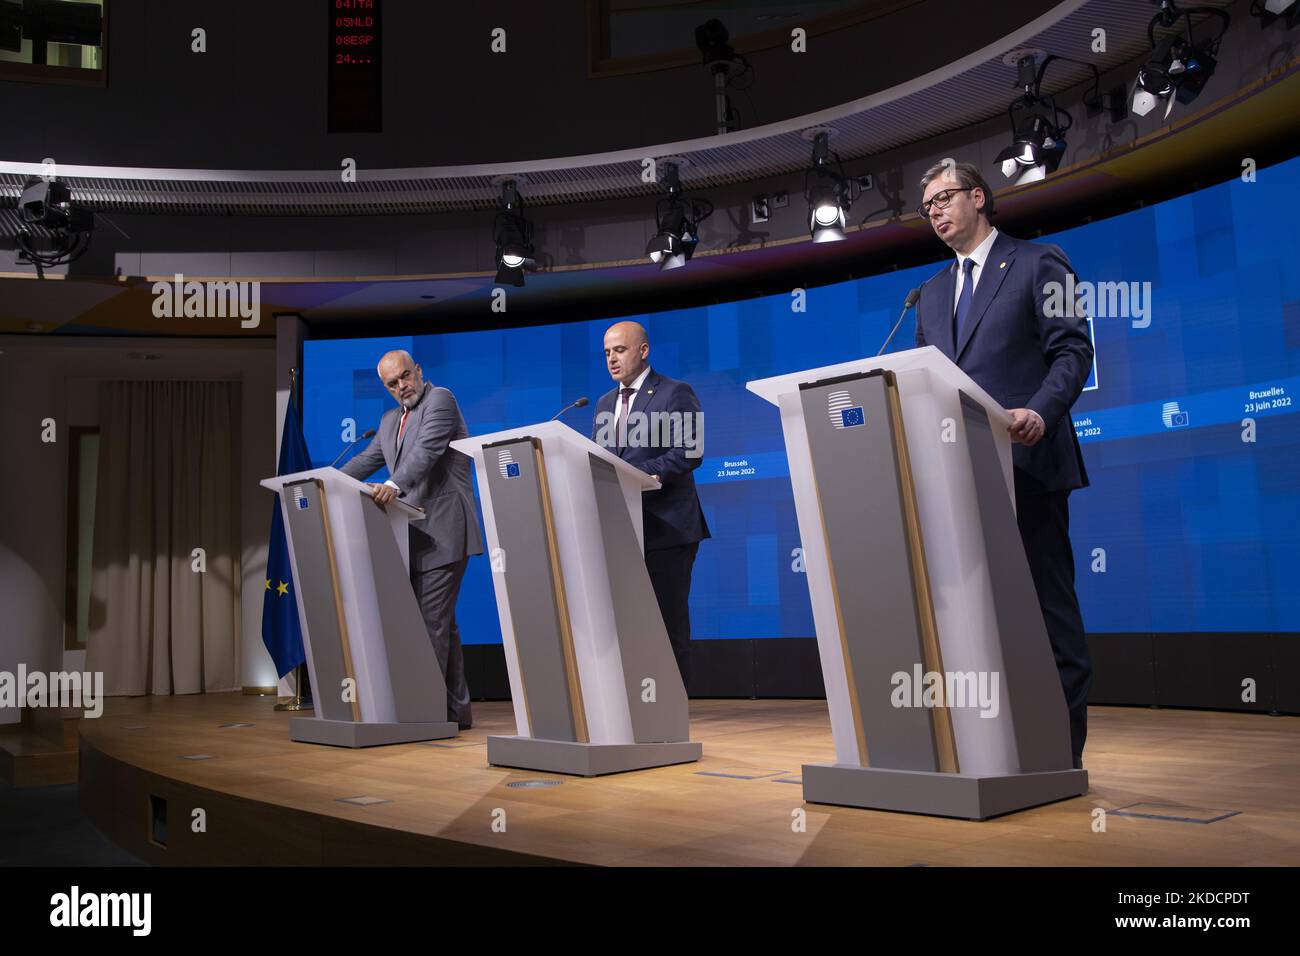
[915,231,1092,494]
[592,368,711,551]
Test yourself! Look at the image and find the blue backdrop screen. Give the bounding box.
[304,158,1300,641]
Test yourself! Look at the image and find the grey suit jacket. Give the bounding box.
[340,381,485,571]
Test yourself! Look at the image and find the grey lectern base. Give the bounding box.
[488,735,702,777]
[290,716,458,748]
[802,763,1088,820]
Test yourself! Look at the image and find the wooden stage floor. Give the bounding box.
[77,693,1300,866]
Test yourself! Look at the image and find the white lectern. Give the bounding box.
[260,467,458,747]
[748,346,1086,819]
[451,421,702,776]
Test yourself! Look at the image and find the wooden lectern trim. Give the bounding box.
[531,441,591,744]
[314,480,363,723]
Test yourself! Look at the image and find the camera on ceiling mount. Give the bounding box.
[16,178,94,276]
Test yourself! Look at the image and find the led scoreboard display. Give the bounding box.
[327,0,381,133]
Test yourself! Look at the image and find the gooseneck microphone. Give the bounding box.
[550,396,590,421]
[329,428,377,468]
[876,287,922,357]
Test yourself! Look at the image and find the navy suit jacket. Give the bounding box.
[592,368,711,551]
[915,231,1092,494]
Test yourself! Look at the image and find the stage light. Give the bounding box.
[803,130,855,242]
[996,110,1066,186]
[993,53,1107,186]
[1131,1,1230,118]
[492,179,535,287]
[646,162,712,271]
[15,178,93,276]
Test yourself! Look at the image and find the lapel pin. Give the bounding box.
[999,261,1007,269]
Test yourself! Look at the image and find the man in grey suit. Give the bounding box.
[340,349,484,729]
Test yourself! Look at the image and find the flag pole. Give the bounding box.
[274,663,312,712]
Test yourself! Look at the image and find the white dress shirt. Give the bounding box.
[615,365,652,438]
[384,394,422,495]
[951,226,1000,316]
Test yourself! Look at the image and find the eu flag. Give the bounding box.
[261,397,313,678]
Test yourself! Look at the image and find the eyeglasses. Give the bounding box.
[918,187,973,220]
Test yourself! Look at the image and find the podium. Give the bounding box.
[748,346,1086,819]
[259,467,458,747]
[450,421,702,776]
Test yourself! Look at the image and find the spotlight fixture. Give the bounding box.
[996,106,1067,186]
[1131,1,1230,119]
[15,178,93,276]
[802,130,858,242]
[993,52,1121,186]
[1251,0,1300,29]
[646,161,713,271]
[492,179,535,287]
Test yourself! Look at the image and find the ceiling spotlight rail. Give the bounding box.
[0,0,1249,284]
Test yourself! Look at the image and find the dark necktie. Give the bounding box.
[953,257,976,349]
[617,387,635,448]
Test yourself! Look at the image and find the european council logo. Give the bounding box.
[1161,401,1189,428]
[497,449,521,478]
[827,390,865,429]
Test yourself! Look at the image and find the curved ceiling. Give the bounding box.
[0,0,1235,218]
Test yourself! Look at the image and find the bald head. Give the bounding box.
[603,321,650,385]
[377,349,425,408]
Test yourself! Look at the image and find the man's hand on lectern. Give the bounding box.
[368,482,397,509]
[1007,408,1045,446]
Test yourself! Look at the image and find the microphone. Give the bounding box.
[329,428,377,468]
[875,288,921,357]
[549,396,589,422]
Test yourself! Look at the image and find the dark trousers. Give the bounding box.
[410,555,473,728]
[1015,487,1091,767]
[645,542,700,690]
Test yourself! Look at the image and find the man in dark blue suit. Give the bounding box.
[593,320,710,687]
[914,161,1093,768]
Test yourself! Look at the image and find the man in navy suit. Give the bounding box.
[593,321,710,687]
[914,161,1093,768]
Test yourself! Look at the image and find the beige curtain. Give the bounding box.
[87,381,241,696]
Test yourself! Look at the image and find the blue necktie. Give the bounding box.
[953,257,976,349]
